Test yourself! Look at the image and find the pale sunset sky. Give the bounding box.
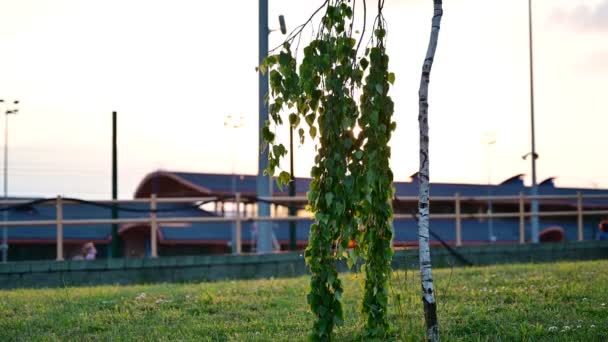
[0,0,606,198]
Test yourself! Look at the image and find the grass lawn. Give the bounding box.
[1,259,608,341]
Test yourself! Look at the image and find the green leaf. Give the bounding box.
[387,72,395,85]
[263,55,278,66]
[360,58,369,70]
[272,144,286,158]
[305,113,316,126]
[375,84,383,95]
[324,192,334,207]
[327,272,335,285]
[262,126,275,143]
[288,113,300,127]
[277,171,291,191]
[309,126,317,139]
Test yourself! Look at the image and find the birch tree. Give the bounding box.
[417,0,443,341]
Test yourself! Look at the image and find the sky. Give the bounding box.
[0,0,606,198]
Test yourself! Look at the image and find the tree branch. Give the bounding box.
[269,0,329,53]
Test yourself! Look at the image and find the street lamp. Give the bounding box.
[0,99,19,263]
[482,132,497,242]
[224,114,245,254]
[527,0,540,243]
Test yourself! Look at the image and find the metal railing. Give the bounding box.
[1,192,607,261]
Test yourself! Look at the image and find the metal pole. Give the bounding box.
[485,136,496,242]
[225,114,244,254]
[519,192,525,244]
[577,192,583,241]
[1,101,17,263]
[455,193,462,247]
[1,111,7,263]
[288,126,297,250]
[230,119,237,253]
[257,0,273,253]
[528,0,540,243]
[56,195,64,261]
[110,111,120,257]
[150,193,158,258]
[235,192,242,254]
[487,196,495,242]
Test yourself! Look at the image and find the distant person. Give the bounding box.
[598,220,608,241]
[71,242,97,260]
[83,242,98,260]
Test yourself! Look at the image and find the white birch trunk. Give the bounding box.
[417,1,443,341]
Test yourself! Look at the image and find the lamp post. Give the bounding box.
[257,0,272,254]
[527,0,540,243]
[0,99,19,263]
[224,114,244,254]
[483,132,496,243]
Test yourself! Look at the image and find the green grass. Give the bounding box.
[1,260,608,341]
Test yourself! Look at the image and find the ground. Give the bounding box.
[1,260,607,341]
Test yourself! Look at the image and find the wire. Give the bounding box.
[407,209,474,266]
[61,197,215,213]
[0,197,217,214]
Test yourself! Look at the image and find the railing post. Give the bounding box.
[519,192,525,244]
[235,192,242,254]
[390,199,394,248]
[455,193,462,247]
[577,191,583,241]
[150,193,158,258]
[56,195,64,261]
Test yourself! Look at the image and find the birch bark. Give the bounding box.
[417,1,443,341]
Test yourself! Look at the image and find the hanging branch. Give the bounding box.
[417,1,443,341]
[263,0,396,339]
[268,0,329,53]
[357,1,396,337]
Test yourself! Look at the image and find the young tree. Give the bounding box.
[416,1,444,341]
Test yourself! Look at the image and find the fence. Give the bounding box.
[1,193,608,261]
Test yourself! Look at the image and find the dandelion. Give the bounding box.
[135,292,147,301]
[590,324,596,328]
[548,326,558,332]
[563,325,570,331]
